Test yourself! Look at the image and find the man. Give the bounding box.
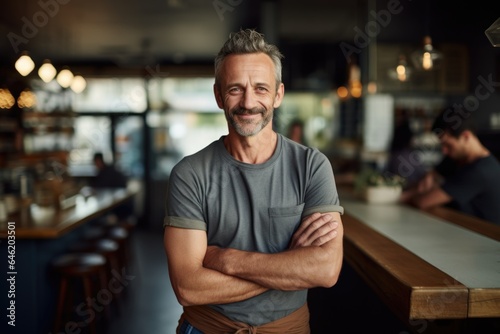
[401,107,500,225]
[91,152,128,189]
[163,29,344,333]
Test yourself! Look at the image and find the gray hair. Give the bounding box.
[214,29,284,88]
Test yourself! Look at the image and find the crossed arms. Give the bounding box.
[164,212,343,306]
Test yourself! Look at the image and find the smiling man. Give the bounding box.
[163,29,344,333]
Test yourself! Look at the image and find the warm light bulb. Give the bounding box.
[396,64,407,82]
[422,52,433,70]
[56,68,74,88]
[70,75,87,93]
[38,60,57,83]
[17,89,37,109]
[0,88,16,109]
[337,86,349,99]
[15,53,35,76]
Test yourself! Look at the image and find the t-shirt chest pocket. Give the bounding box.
[268,203,305,253]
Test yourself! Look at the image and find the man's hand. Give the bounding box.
[289,213,339,249]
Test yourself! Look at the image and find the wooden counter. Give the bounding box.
[0,187,137,239]
[0,187,138,334]
[340,192,500,323]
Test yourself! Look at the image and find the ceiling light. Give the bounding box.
[70,75,87,93]
[15,52,35,76]
[17,89,37,109]
[388,55,412,82]
[56,68,74,88]
[411,36,442,71]
[0,88,16,109]
[485,17,500,47]
[38,60,57,83]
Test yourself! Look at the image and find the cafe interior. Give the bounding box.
[1,0,500,333]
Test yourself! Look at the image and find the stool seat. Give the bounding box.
[52,253,107,275]
[69,239,119,254]
[107,226,128,240]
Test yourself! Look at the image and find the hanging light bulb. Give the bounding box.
[17,89,37,109]
[38,60,57,83]
[70,75,87,93]
[0,88,16,109]
[388,55,412,82]
[15,52,35,76]
[411,36,443,71]
[56,67,74,88]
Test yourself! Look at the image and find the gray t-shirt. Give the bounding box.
[165,134,343,325]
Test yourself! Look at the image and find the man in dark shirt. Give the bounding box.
[91,152,128,188]
[401,108,500,225]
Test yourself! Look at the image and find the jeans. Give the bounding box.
[178,320,204,334]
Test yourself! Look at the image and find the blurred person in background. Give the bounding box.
[400,108,500,225]
[91,152,128,189]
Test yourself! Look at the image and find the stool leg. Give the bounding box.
[99,267,112,320]
[82,276,97,334]
[54,277,68,333]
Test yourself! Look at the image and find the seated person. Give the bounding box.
[400,108,500,225]
[91,152,128,189]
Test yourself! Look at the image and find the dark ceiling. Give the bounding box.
[0,0,364,68]
[1,0,499,72]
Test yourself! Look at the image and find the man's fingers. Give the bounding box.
[290,215,338,248]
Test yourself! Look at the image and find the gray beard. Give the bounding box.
[227,108,272,137]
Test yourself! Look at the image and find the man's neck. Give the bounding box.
[464,142,490,164]
[224,130,278,164]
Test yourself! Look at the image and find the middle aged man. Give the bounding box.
[164,29,344,333]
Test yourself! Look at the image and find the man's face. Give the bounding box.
[214,53,284,137]
[440,132,467,160]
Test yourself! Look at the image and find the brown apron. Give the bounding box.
[177,303,310,334]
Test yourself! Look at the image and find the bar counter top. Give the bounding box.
[0,187,138,239]
[339,186,500,322]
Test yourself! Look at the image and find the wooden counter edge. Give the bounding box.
[468,289,500,318]
[0,189,137,239]
[342,213,469,322]
[425,206,500,241]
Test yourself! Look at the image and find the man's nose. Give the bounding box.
[239,88,257,110]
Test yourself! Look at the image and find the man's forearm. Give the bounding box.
[173,265,268,306]
[204,228,343,291]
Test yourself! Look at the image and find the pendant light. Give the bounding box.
[56,67,74,88]
[70,75,87,93]
[38,60,57,83]
[15,52,35,76]
[411,36,442,71]
[0,88,16,109]
[388,55,412,82]
[411,0,442,71]
[485,17,500,47]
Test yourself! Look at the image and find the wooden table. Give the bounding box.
[340,193,500,323]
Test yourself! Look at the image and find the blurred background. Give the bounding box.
[1,1,500,333]
[1,0,500,227]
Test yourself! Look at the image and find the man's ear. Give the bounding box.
[273,83,285,108]
[461,130,474,141]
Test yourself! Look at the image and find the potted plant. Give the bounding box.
[354,167,406,204]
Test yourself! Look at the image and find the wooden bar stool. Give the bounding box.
[52,252,107,334]
[106,226,130,270]
[68,238,123,315]
[85,226,131,272]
